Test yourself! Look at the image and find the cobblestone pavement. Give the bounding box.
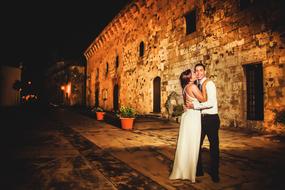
[2,106,285,190]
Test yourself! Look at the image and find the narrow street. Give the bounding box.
[1,106,285,190]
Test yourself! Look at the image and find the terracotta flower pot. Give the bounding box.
[96,112,105,121]
[120,117,135,130]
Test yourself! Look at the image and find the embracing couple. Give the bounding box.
[169,63,220,183]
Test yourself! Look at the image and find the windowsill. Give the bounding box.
[180,31,200,45]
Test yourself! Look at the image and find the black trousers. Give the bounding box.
[196,114,220,177]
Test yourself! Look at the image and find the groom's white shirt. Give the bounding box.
[193,77,218,114]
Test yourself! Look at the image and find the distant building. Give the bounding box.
[84,0,285,134]
[45,60,86,106]
[0,65,22,106]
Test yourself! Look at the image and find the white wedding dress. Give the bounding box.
[169,89,201,182]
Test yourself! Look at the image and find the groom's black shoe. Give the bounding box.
[196,171,204,177]
[211,175,220,183]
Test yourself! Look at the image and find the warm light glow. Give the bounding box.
[103,89,108,100]
[60,83,71,97]
[66,82,71,97]
[28,81,32,85]
[22,94,37,101]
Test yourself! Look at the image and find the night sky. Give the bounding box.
[1,0,131,84]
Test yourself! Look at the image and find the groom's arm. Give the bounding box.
[192,81,216,110]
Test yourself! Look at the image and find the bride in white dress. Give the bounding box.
[169,69,207,183]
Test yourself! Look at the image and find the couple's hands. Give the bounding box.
[184,100,194,110]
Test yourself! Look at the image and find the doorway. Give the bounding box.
[95,88,99,108]
[243,63,264,120]
[113,84,119,111]
[153,76,161,113]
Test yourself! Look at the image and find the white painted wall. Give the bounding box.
[0,65,21,106]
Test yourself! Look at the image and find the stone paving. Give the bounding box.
[2,107,116,190]
[54,108,285,190]
[2,106,285,190]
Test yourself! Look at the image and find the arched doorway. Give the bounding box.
[95,88,99,107]
[153,76,161,113]
[113,84,119,111]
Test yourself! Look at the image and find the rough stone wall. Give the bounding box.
[85,0,285,134]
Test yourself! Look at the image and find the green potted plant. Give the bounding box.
[172,104,184,123]
[92,106,105,121]
[172,104,184,117]
[119,106,136,130]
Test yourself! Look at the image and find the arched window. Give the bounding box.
[96,68,99,80]
[106,63,109,77]
[113,84,119,111]
[116,55,119,68]
[139,41,144,57]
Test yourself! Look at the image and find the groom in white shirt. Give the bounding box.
[187,63,220,183]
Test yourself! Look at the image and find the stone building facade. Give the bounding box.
[84,0,285,134]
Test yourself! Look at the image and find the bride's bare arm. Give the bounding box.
[190,84,207,102]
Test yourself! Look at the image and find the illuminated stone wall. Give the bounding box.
[85,0,285,134]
